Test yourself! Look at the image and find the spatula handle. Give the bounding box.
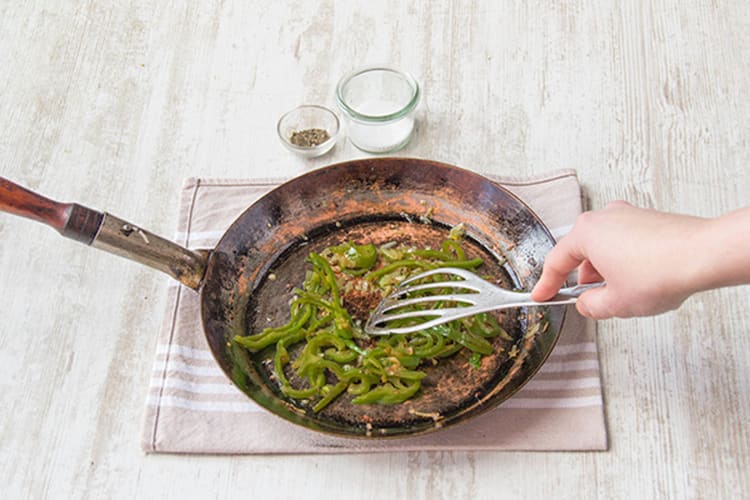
[555,281,607,299]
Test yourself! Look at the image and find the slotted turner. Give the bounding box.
[364,267,605,335]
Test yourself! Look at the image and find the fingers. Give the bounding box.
[535,200,636,318]
[578,260,603,284]
[531,232,586,301]
[533,203,629,303]
[604,199,631,209]
[574,286,614,319]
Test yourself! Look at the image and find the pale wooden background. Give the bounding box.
[1,1,749,499]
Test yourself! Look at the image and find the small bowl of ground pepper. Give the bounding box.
[277,104,340,158]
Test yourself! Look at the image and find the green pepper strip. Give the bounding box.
[365,259,436,280]
[329,242,378,270]
[351,379,422,405]
[341,268,370,276]
[442,257,485,269]
[431,323,494,355]
[325,348,358,364]
[441,239,466,260]
[412,331,447,358]
[343,370,378,395]
[308,253,354,339]
[275,330,318,399]
[294,290,334,310]
[234,304,313,351]
[312,381,348,413]
[411,249,455,261]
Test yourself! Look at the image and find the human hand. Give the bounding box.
[531,201,712,319]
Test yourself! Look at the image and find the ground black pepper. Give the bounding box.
[290,128,330,147]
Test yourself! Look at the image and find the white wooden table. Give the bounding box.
[2,2,748,498]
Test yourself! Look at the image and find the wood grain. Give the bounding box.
[1,1,748,499]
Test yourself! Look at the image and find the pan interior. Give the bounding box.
[240,216,535,436]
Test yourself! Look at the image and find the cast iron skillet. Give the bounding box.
[0,158,565,438]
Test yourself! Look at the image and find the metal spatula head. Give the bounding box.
[364,267,605,335]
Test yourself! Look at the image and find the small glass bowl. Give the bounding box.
[335,67,420,154]
[277,105,339,158]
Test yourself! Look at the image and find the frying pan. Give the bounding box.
[0,158,565,438]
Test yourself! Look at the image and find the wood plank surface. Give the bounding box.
[1,1,748,499]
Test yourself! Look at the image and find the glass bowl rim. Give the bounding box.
[276,104,340,153]
[335,67,420,123]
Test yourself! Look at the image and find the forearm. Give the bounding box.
[691,206,750,293]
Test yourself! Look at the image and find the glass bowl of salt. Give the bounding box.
[335,67,420,154]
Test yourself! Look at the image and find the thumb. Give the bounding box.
[575,286,614,320]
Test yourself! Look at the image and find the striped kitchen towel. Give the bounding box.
[142,168,608,453]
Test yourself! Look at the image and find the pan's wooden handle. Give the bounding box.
[0,177,103,243]
[0,177,207,289]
